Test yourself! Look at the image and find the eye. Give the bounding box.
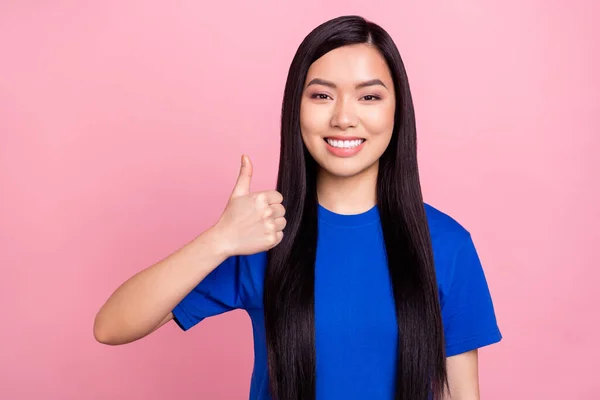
[310,93,332,100]
[362,95,381,101]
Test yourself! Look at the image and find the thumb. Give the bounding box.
[231,154,253,198]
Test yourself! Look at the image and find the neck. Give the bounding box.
[316,162,378,215]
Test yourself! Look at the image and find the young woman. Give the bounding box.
[94,15,502,400]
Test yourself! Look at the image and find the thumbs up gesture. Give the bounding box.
[214,155,286,257]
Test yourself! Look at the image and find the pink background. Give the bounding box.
[1,1,598,399]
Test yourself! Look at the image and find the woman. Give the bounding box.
[94,15,502,400]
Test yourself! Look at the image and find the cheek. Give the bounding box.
[362,104,395,139]
[300,102,329,141]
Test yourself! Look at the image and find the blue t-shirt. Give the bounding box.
[172,203,502,399]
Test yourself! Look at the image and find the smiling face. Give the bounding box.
[300,43,396,180]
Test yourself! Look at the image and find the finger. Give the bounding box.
[264,190,283,205]
[273,231,284,246]
[231,155,253,198]
[273,217,287,231]
[269,204,286,219]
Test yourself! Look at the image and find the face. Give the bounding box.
[300,44,396,179]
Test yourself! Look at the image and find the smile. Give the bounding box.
[323,136,366,157]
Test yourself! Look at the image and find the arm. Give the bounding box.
[440,232,502,399]
[93,226,228,345]
[93,155,285,346]
[445,350,480,399]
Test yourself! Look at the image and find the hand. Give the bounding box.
[213,155,286,257]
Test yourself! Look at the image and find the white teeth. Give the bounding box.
[326,139,365,148]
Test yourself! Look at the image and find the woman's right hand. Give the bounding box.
[213,155,286,257]
[93,155,285,345]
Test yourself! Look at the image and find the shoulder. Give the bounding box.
[424,205,502,354]
[424,202,471,243]
[423,203,476,289]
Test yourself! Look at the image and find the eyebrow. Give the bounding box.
[305,78,388,89]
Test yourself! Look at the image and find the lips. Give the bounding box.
[323,136,366,157]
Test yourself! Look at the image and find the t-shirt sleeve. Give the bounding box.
[172,255,244,331]
[442,234,502,357]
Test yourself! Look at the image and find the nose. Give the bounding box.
[330,97,358,130]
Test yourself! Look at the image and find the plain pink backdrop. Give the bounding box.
[1,1,598,399]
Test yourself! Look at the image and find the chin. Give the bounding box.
[317,157,378,179]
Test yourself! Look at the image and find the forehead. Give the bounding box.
[305,44,392,85]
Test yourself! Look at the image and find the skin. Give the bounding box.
[300,43,481,399]
[301,44,395,215]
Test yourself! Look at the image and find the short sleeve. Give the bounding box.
[442,234,502,357]
[172,255,244,331]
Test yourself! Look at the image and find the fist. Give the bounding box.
[214,155,286,257]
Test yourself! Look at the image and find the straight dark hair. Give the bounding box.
[264,15,448,400]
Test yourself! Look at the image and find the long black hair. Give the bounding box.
[263,15,447,400]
